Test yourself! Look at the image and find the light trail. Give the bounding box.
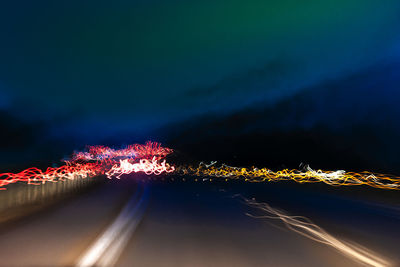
[77,186,149,267]
[176,162,400,190]
[0,142,173,190]
[105,157,175,179]
[1,141,399,265]
[2,141,400,191]
[69,141,173,162]
[243,197,392,267]
[0,163,102,189]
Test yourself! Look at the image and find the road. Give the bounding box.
[0,176,399,267]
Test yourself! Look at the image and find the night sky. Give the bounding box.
[1,1,400,172]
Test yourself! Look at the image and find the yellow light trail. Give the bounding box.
[175,162,400,190]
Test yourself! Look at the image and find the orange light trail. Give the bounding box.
[2,142,400,191]
[175,162,400,190]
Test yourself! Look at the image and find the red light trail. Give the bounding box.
[0,162,102,189]
[1,141,400,190]
[0,141,173,190]
[69,141,173,162]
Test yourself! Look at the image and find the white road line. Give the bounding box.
[76,186,149,267]
[244,198,392,267]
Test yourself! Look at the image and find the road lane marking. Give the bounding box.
[76,186,149,267]
[244,197,392,267]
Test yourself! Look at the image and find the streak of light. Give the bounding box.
[0,163,102,189]
[3,140,400,191]
[69,141,173,162]
[0,142,173,190]
[176,163,400,190]
[77,186,149,267]
[244,197,392,267]
[105,157,175,179]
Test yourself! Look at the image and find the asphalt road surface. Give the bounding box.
[0,176,399,267]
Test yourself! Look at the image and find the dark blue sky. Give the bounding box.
[0,0,400,170]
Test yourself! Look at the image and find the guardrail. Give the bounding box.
[0,176,103,215]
